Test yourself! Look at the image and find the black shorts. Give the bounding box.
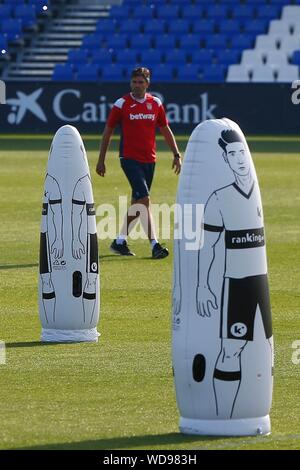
[221,274,272,341]
[39,232,51,274]
[120,157,155,201]
[86,233,98,274]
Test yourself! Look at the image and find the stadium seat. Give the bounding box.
[77,64,100,82]
[109,5,131,20]
[268,20,293,35]
[132,5,156,19]
[52,64,74,81]
[129,34,153,50]
[282,5,300,21]
[232,5,255,21]
[230,34,254,51]
[291,50,300,65]
[265,50,288,67]
[241,50,264,66]
[191,49,214,66]
[140,49,163,65]
[144,20,166,35]
[279,36,300,55]
[165,49,187,65]
[179,35,201,50]
[182,5,204,20]
[218,20,241,35]
[255,35,279,50]
[82,34,103,50]
[168,20,190,35]
[192,20,215,35]
[91,49,114,65]
[216,49,240,66]
[153,35,176,50]
[276,64,299,82]
[176,64,200,82]
[151,64,174,81]
[95,19,117,34]
[251,65,275,82]
[101,64,125,81]
[201,65,225,83]
[105,34,128,49]
[115,49,139,66]
[157,5,180,19]
[227,65,251,82]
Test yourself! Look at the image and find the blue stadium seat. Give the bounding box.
[192,20,215,35]
[244,20,268,35]
[109,5,131,20]
[291,50,300,65]
[115,49,139,66]
[0,5,12,19]
[0,34,8,52]
[128,34,153,49]
[201,65,225,83]
[68,49,89,64]
[182,5,204,20]
[95,19,118,34]
[191,50,214,65]
[205,35,230,50]
[101,64,125,82]
[176,65,200,82]
[14,4,37,28]
[1,19,22,41]
[132,5,155,19]
[52,64,74,81]
[144,20,166,34]
[179,35,201,50]
[82,34,103,50]
[153,35,176,50]
[230,34,254,50]
[215,49,241,66]
[232,5,255,20]
[157,5,180,19]
[165,49,187,65]
[140,49,163,65]
[91,49,114,65]
[168,20,190,35]
[218,20,241,35]
[151,64,174,81]
[119,19,142,34]
[105,34,128,49]
[256,5,281,20]
[206,5,231,19]
[77,64,100,81]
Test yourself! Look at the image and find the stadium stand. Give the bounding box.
[1,0,300,83]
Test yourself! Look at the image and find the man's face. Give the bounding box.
[130,76,148,98]
[223,142,250,176]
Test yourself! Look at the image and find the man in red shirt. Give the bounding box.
[96,67,181,258]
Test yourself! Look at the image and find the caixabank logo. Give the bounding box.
[2,84,218,132]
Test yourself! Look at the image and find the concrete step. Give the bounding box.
[7,69,53,77]
[32,40,82,47]
[22,54,67,61]
[51,18,98,25]
[10,62,57,69]
[37,32,85,39]
[24,47,70,54]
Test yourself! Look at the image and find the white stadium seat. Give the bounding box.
[269,20,293,36]
[227,64,250,82]
[279,36,300,55]
[282,5,300,21]
[255,35,279,50]
[251,65,275,82]
[241,49,264,66]
[275,65,299,82]
[265,50,288,67]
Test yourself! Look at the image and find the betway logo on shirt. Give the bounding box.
[225,228,265,249]
[129,113,155,121]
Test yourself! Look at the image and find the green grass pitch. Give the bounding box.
[0,135,299,450]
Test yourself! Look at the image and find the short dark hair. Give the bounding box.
[218,129,243,152]
[131,67,150,83]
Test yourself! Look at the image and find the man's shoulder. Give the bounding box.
[146,93,163,107]
[113,94,131,109]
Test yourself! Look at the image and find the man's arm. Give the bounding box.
[196,230,221,317]
[96,125,115,177]
[159,125,182,175]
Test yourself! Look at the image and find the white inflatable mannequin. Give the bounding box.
[172,118,273,436]
[39,125,100,342]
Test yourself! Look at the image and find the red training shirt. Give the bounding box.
[107,92,168,163]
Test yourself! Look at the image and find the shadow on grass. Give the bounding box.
[17,432,229,450]
[0,263,38,270]
[4,341,88,348]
